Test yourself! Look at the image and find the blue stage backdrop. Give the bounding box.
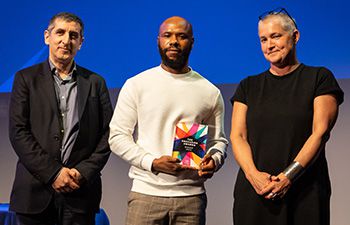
[1,0,349,92]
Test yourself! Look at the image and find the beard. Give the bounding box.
[158,43,192,71]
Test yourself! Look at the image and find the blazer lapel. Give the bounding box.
[76,66,91,120]
[40,61,60,118]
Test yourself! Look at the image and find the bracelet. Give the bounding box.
[282,161,304,182]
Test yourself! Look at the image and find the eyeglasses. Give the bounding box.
[258,7,298,29]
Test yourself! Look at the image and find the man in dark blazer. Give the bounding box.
[8,12,113,225]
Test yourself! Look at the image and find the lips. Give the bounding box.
[166,48,181,53]
[267,51,279,55]
[58,47,71,52]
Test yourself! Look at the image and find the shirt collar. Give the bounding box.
[49,60,77,81]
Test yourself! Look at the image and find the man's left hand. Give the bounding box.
[69,168,84,186]
[198,155,215,178]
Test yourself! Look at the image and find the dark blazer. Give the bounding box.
[9,60,113,214]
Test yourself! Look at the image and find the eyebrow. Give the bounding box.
[161,31,189,35]
[54,28,80,34]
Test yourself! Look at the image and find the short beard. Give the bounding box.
[158,44,191,71]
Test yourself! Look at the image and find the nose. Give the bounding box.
[267,38,275,50]
[169,35,179,46]
[61,33,70,44]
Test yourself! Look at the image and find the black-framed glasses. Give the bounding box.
[258,7,298,29]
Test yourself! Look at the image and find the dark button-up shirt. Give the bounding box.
[50,61,79,164]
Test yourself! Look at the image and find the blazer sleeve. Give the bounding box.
[74,77,113,182]
[9,71,62,184]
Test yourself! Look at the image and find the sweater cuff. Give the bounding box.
[207,150,225,171]
[141,154,157,172]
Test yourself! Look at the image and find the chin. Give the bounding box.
[166,54,179,60]
[265,56,281,64]
[57,57,73,63]
[61,54,73,59]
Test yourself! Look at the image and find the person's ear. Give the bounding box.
[293,29,300,44]
[78,37,84,50]
[44,29,50,45]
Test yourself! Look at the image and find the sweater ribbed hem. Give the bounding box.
[131,179,205,197]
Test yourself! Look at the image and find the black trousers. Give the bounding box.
[15,193,96,225]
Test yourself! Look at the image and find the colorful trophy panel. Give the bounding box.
[172,122,208,168]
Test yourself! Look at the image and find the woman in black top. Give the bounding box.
[230,8,344,225]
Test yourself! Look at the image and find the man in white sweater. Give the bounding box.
[109,16,228,225]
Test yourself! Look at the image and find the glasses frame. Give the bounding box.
[258,7,298,29]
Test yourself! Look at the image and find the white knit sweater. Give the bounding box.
[109,66,228,197]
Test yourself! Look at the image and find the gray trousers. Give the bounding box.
[126,191,207,225]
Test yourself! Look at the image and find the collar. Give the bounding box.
[49,59,77,81]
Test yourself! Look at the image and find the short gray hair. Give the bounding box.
[47,12,84,36]
[259,13,297,34]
